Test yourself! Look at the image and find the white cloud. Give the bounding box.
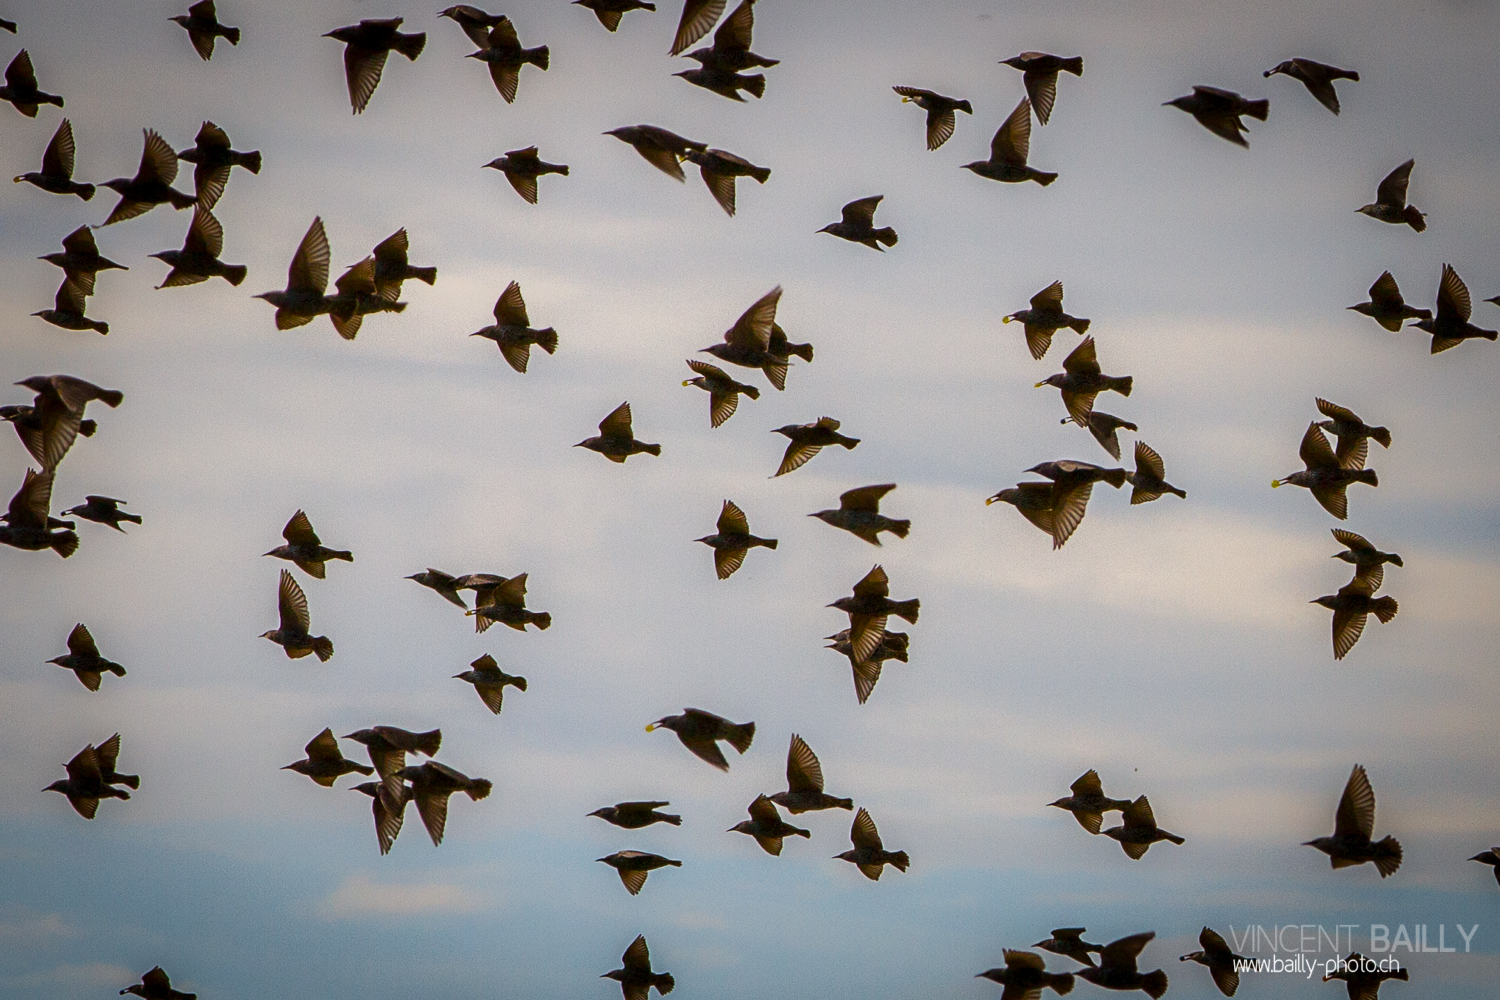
[316,874,494,920]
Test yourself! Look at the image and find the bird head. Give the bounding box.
[682,377,703,388]
[770,425,799,438]
[101,178,131,193]
[1264,62,1292,78]
[601,971,624,983]
[1469,851,1498,863]
[587,807,613,819]
[1310,596,1340,611]
[259,629,280,641]
[323,26,359,42]
[30,310,49,319]
[672,70,697,82]
[816,223,837,235]
[1331,551,1358,564]
[1046,797,1073,810]
[1303,836,1333,850]
[998,56,1027,70]
[808,510,835,524]
[986,489,1017,507]
[281,760,311,774]
[168,14,190,27]
[827,597,856,613]
[645,717,677,734]
[343,729,376,744]
[1034,375,1063,389]
[16,376,51,393]
[959,161,985,173]
[1355,203,1379,218]
[834,849,858,862]
[1163,96,1192,111]
[44,655,68,666]
[43,779,70,794]
[683,49,711,66]
[482,158,507,171]
[121,986,146,998]
[728,820,755,834]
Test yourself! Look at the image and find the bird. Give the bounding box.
[466,17,548,103]
[466,573,552,633]
[120,967,195,1000]
[573,0,657,33]
[10,374,122,471]
[1264,58,1358,114]
[483,146,568,204]
[646,708,754,771]
[772,417,859,477]
[669,0,726,54]
[1048,769,1132,835]
[406,569,469,609]
[1164,86,1268,146]
[264,510,352,579]
[829,564,920,664]
[0,469,79,557]
[260,569,334,662]
[1412,264,1497,353]
[1024,459,1128,549]
[1076,933,1168,998]
[673,62,766,101]
[1035,928,1104,968]
[602,935,674,1000]
[684,0,776,73]
[1102,795,1186,858]
[1005,281,1090,360]
[368,229,435,302]
[45,742,129,819]
[325,18,426,114]
[1304,765,1402,877]
[1315,398,1390,471]
[1330,529,1402,592]
[769,323,813,364]
[471,282,557,373]
[453,654,527,714]
[0,50,62,116]
[13,118,94,199]
[1272,423,1377,520]
[892,86,972,150]
[40,225,127,297]
[47,623,125,691]
[598,851,681,895]
[92,733,139,791]
[352,780,411,855]
[62,496,141,533]
[438,5,506,48]
[398,760,492,846]
[345,726,442,809]
[770,734,853,814]
[963,97,1056,185]
[326,257,407,340]
[683,360,760,428]
[835,807,909,880]
[100,129,196,226]
[1347,271,1430,332]
[170,1,239,60]
[605,125,706,182]
[730,794,810,855]
[810,484,910,546]
[282,728,374,787]
[999,52,1083,125]
[1036,336,1133,427]
[1068,412,1137,461]
[1127,442,1186,504]
[1468,848,1500,888]
[0,404,94,469]
[818,196,898,251]
[175,121,260,210]
[1322,953,1408,998]
[825,628,908,705]
[150,206,247,288]
[255,217,335,330]
[1180,927,1246,998]
[575,402,660,462]
[33,277,108,335]
[696,499,776,579]
[700,286,790,388]
[684,147,769,215]
[976,950,1076,998]
[1357,160,1425,232]
[589,801,682,829]
[1312,578,1398,660]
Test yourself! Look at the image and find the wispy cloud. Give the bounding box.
[316,874,494,919]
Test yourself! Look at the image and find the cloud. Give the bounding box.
[316,874,494,920]
[0,910,73,941]
[10,964,133,990]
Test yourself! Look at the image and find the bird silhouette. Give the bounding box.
[576,402,660,462]
[695,499,776,579]
[835,807,909,880]
[282,729,374,786]
[483,146,568,203]
[13,118,93,199]
[265,510,352,579]
[1264,58,1357,114]
[100,129,196,225]
[963,97,1056,184]
[810,484,909,546]
[1357,160,1425,231]
[0,50,62,116]
[46,742,129,819]
[1412,264,1497,352]
[770,734,853,813]
[170,1,239,60]
[62,496,140,533]
[819,195,898,251]
[453,654,527,714]
[1164,86,1268,146]
[1127,441,1186,504]
[260,569,334,661]
[1304,765,1402,877]
[255,217,335,329]
[120,967,194,1000]
[684,147,769,215]
[602,935,674,1000]
[466,16,548,103]
[1005,281,1090,360]
[1348,271,1430,332]
[893,86,972,150]
[47,623,125,691]
[466,573,552,633]
[999,52,1083,125]
[325,18,425,114]
[175,121,260,209]
[150,206,247,288]
[398,760,492,845]
[772,417,859,476]
[1272,423,1377,520]
[829,564,919,664]
[1035,336,1133,427]
[1312,578,1397,660]
[1077,933,1168,998]
[729,793,810,855]
[1,468,78,557]
[605,124,706,182]
[1102,795,1185,858]
[1048,770,1132,835]
[1322,954,1408,998]
[976,950,1076,998]
[1180,927,1246,997]
[472,282,557,372]
[598,851,680,894]
[574,0,657,33]
[647,708,754,770]
[589,801,682,829]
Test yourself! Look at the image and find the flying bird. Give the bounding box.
[483,146,568,204]
[1330,529,1402,593]
[772,417,859,477]
[976,950,1075,998]
[605,124,706,182]
[729,793,810,855]
[33,278,108,335]
[963,97,1056,184]
[1347,271,1430,332]
[47,623,125,691]
[1077,933,1168,998]
[700,286,790,388]
[453,654,527,714]
[282,728,374,786]
[0,468,78,557]
[684,0,776,73]
[345,725,441,809]
[1127,441,1186,504]
[264,510,352,579]
[324,18,426,114]
[255,217,335,330]
[1048,769,1132,835]
[1322,953,1408,998]
[892,86,972,150]
[9,374,121,471]
[1272,423,1377,520]
[999,52,1083,125]
[352,780,411,855]
[684,147,769,215]
[472,281,557,372]
[1264,58,1357,114]
[45,742,129,819]
[1468,848,1500,888]
[175,120,260,209]
[573,0,657,33]
[602,935,674,1000]
[1069,412,1137,461]
[170,1,239,60]
[466,17,548,103]
[438,5,506,47]
[575,402,660,462]
[598,851,681,895]
[1005,281,1090,360]
[326,257,408,340]
[40,225,126,296]
[369,229,435,301]
[150,206,247,287]
[13,118,94,199]
[647,708,754,771]
[810,484,909,546]
[1180,927,1247,998]
[1102,795,1186,858]
[589,801,682,829]
[62,496,141,532]
[1035,928,1103,968]
[260,569,334,661]
[1312,578,1397,660]
[770,734,853,813]
[683,360,760,428]
[120,967,194,1000]
[1304,764,1402,877]
[397,760,492,846]
[1164,86,1268,147]
[835,807,909,880]
[405,569,468,609]
[466,573,552,633]
[1412,264,1497,353]
[1314,398,1389,471]
[669,0,725,54]
[829,564,919,664]
[695,499,776,579]
[1356,159,1425,231]
[825,628,908,705]
[1036,336,1133,427]
[100,129,196,225]
[0,49,63,116]
[819,195,898,251]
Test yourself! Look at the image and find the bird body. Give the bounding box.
[46,742,130,819]
[696,499,776,579]
[1304,765,1402,876]
[893,86,972,150]
[47,623,125,691]
[345,726,442,812]
[1273,423,1377,520]
[14,118,93,198]
[282,728,374,786]
[730,793,810,855]
[466,573,552,632]
[1315,398,1389,472]
[265,510,352,578]
[684,0,776,73]
[40,226,126,297]
[811,484,909,546]
[1102,795,1185,858]
[999,51,1083,124]
[589,801,682,829]
[1312,579,1397,660]
[1357,159,1425,231]
[769,734,853,814]
[151,206,247,287]
[647,708,754,771]
[175,121,260,209]
[101,129,196,225]
[1264,57,1357,114]
[453,653,527,713]
[256,217,337,330]
[325,18,426,114]
[605,125,706,182]
[829,564,919,664]
[576,402,660,462]
[1413,264,1497,352]
[1180,927,1246,998]
[406,569,468,608]
[1036,336,1132,426]
[260,569,334,661]
[1,468,79,557]
[352,780,411,855]
[1049,770,1132,835]
[977,950,1076,997]
[683,360,760,428]
[674,65,764,101]
[62,496,140,532]
[11,374,122,472]
[963,97,1056,184]
[772,417,859,476]
[397,760,492,846]
[701,287,789,388]
[33,278,108,335]
[684,147,769,215]
[473,281,557,372]
[1070,411,1137,461]
[120,966,195,1000]
[602,935,674,1000]
[0,50,62,116]
[1165,86,1268,146]
[826,628,908,705]
[1077,933,1168,998]
[1127,441,1186,504]
[819,195,897,250]
[325,257,407,339]
[1035,928,1104,968]
[1006,281,1090,360]
[1330,529,1402,592]
[439,5,506,48]
[1348,271,1429,332]
[170,0,239,60]
[483,146,568,204]
[574,0,657,33]
[598,851,681,894]
[466,17,548,103]
[835,807,909,880]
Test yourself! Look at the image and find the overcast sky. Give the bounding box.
[1,0,1498,997]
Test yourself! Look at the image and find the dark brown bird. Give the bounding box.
[1264,58,1357,114]
[0,403,94,469]
[892,86,972,150]
[576,402,660,462]
[466,573,552,633]
[589,801,682,829]
[574,0,657,33]
[0,50,62,117]
[598,851,681,895]
[835,807,909,880]
[1102,796,1185,858]
[170,1,239,60]
[45,742,129,819]
[976,950,1076,998]
[605,125,706,182]
[62,496,141,532]
[999,52,1083,125]
[1357,159,1425,231]
[696,499,776,579]
[1165,86,1268,147]
[1312,578,1398,660]
[260,569,334,661]
[772,417,859,477]
[483,146,568,204]
[40,226,126,297]
[730,793,810,855]
[683,360,759,427]
[282,728,374,786]
[770,734,853,814]
[1468,848,1500,888]
[669,0,726,54]
[369,229,435,301]
[92,732,139,790]
[1068,411,1137,461]
[602,935,674,1000]
[1304,765,1402,877]
[453,653,527,714]
[1322,953,1408,998]
[398,760,492,846]
[325,18,426,114]
[684,0,777,73]
[673,62,765,101]
[1077,933,1168,998]
[829,564,920,664]
[1048,769,1132,835]
[769,322,813,364]
[467,17,548,103]
[405,568,468,609]
[1272,423,1377,520]
[326,257,407,340]
[1127,441,1186,504]
[1315,398,1390,471]
[472,281,557,373]
[1330,529,1402,592]
[352,779,411,855]
[345,725,441,810]
[264,510,352,579]
[700,286,790,388]
[825,627,908,705]
[646,708,754,771]
[819,195,898,251]
[13,118,94,199]
[963,97,1056,185]
[810,484,909,546]
[684,147,769,215]
[254,217,336,329]
[1019,460,1127,549]
[0,468,78,557]
[150,206,247,288]
[10,374,122,471]
[1035,928,1103,968]
[1006,281,1090,360]
[120,967,194,1000]
[1413,264,1497,352]
[175,121,260,210]
[33,278,107,335]
[439,5,506,47]
[47,623,125,691]
[100,129,196,225]
[1036,336,1133,427]
[1348,271,1430,332]
[1180,927,1247,998]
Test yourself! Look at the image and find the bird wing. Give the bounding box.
[1334,434,1368,473]
[992,97,1032,165]
[599,401,634,438]
[851,655,881,704]
[412,787,450,845]
[183,206,225,258]
[10,468,52,528]
[1073,810,1104,835]
[344,44,390,114]
[1437,263,1471,323]
[852,564,890,599]
[486,16,520,49]
[849,613,889,663]
[1334,764,1377,839]
[142,968,173,993]
[493,572,528,608]
[195,118,229,149]
[94,732,122,773]
[42,118,75,179]
[503,167,538,204]
[372,227,408,266]
[681,735,731,770]
[857,862,885,881]
[1209,966,1240,998]
[65,743,102,784]
[55,277,88,316]
[841,195,882,228]
[1030,280,1064,312]
[1331,528,1372,553]
[193,162,231,211]
[727,286,781,350]
[686,359,728,384]
[632,138,688,181]
[1123,794,1156,828]
[493,281,530,326]
[1024,68,1059,126]
[1298,422,1338,471]
[700,165,738,216]
[926,107,956,150]
[372,787,406,854]
[712,0,755,51]
[1005,949,1047,971]
[775,439,821,476]
[850,806,883,850]
[618,867,648,895]
[60,225,98,260]
[1368,271,1402,310]
[489,61,520,104]
[671,0,726,54]
[786,733,824,793]
[500,341,532,373]
[1061,389,1098,429]
[1301,74,1341,114]
[277,569,311,633]
[1070,769,1104,797]
[748,793,780,825]
[5,47,37,90]
[474,681,506,713]
[1377,159,1414,207]
[1062,335,1100,375]
[1315,397,1360,425]
[706,389,738,427]
[716,499,750,536]
[305,727,342,761]
[1134,440,1166,480]
[283,509,321,547]
[289,217,330,294]
[622,933,652,972]
[1200,926,1231,955]
[67,622,100,658]
[1310,483,1350,521]
[839,483,895,513]
[139,128,180,185]
[1100,932,1153,973]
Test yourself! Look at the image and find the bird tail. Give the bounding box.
[1336,68,1359,81]
[236,149,261,173]
[1061,55,1084,76]
[1373,836,1403,877]
[89,319,110,335]
[887,519,911,539]
[1102,468,1128,488]
[45,94,63,108]
[52,531,79,558]
[120,511,142,524]
[312,636,334,662]
[661,812,682,826]
[77,183,95,201]
[535,327,559,354]
[395,31,427,61]
[889,851,910,872]
[108,663,127,676]
[526,45,549,70]
[1141,970,1169,1000]
[1069,317,1091,335]
[786,341,812,361]
[466,779,494,801]
[527,611,553,630]
[413,729,443,757]
[1388,554,1405,567]
[757,537,778,550]
[1164,832,1186,845]
[1402,205,1426,232]
[725,721,755,755]
[1107,375,1132,396]
[512,676,529,692]
[98,389,124,408]
[409,265,437,285]
[641,443,662,456]
[223,264,248,286]
[115,773,141,789]
[1370,426,1392,448]
[223,26,241,46]
[742,73,766,99]
[354,763,375,776]
[891,598,920,624]
[655,973,675,995]
[955,99,974,114]
[1356,469,1378,487]
[1049,973,1076,996]
[833,796,853,810]
[1243,98,1269,121]
[875,227,898,247]
[329,549,354,562]
[554,164,571,176]
[742,385,761,400]
[1371,596,1398,624]
[1389,968,1409,982]
[749,164,771,184]
[1034,171,1059,187]
[169,190,197,209]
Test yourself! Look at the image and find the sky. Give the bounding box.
[1,0,1498,997]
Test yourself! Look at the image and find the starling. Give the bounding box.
[11,374,122,471]
[120,968,195,1000]
[962,97,1056,185]
[1005,281,1091,360]
[170,1,239,60]
[466,17,548,103]
[1027,460,1128,495]
[696,499,776,579]
[175,121,260,210]
[406,569,468,608]
[1357,160,1425,232]
[282,728,374,786]
[602,935,674,1000]
[467,573,552,633]
[45,742,129,819]
[472,281,557,373]
[455,572,510,594]
[1304,765,1402,877]
[260,569,334,662]
[62,496,141,532]
[150,206,247,288]
[575,402,660,462]
[483,146,568,204]
[684,0,777,73]
[1102,795,1185,858]
[1315,398,1390,473]
[264,510,352,579]
[345,725,441,809]
[0,469,78,556]
[599,851,681,894]
[772,417,859,477]
[92,732,139,790]
[829,564,919,664]
[1127,441,1186,504]
[646,708,754,771]
[1312,578,1398,660]
[1412,264,1497,352]
[1048,769,1132,836]
[397,760,492,846]
[1264,58,1358,115]
[810,484,910,546]
[1180,927,1246,998]
[989,462,1121,550]
[0,50,62,117]
[326,257,407,339]
[1322,953,1408,998]
[670,0,725,54]
[352,780,411,855]
[730,793,810,855]
[34,278,108,335]
[892,86,972,150]
[769,322,813,363]
[1348,271,1430,332]
[674,63,767,101]
[40,225,126,297]
[1068,411,1137,461]
[575,0,657,33]
[1076,933,1168,998]
[835,807,909,880]
[589,801,682,829]
[1164,86,1268,147]
[13,118,94,199]
[999,52,1083,125]
[454,653,527,714]
[369,229,435,301]
[683,361,759,428]
[976,950,1076,998]
[605,124,706,182]
[987,482,1060,546]
[819,195,898,251]
[1272,423,1377,520]
[1330,528,1402,592]
[700,286,789,388]
[0,404,93,469]
[254,217,335,330]
[770,734,853,814]
[100,129,196,225]
[1035,928,1103,968]
[325,18,426,114]
[48,623,125,691]
[438,5,506,48]
[1468,848,1500,888]
[684,147,769,216]
[1036,336,1133,427]
[825,628,908,705]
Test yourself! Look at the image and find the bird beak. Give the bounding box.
[1271,480,1283,488]
[1322,975,1334,983]
[263,549,277,556]
[573,441,587,448]
[452,673,465,679]
[322,30,337,37]
[1001,316,1013,323]
[1301,839,1318,846]
[11,176,22,183]
[280,764,295,770]
[645,723,657,732]
[1033,381,1046,388]
[682,379,693,386]
[984,496,998,505]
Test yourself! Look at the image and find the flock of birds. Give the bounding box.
[3,2,1494,999]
